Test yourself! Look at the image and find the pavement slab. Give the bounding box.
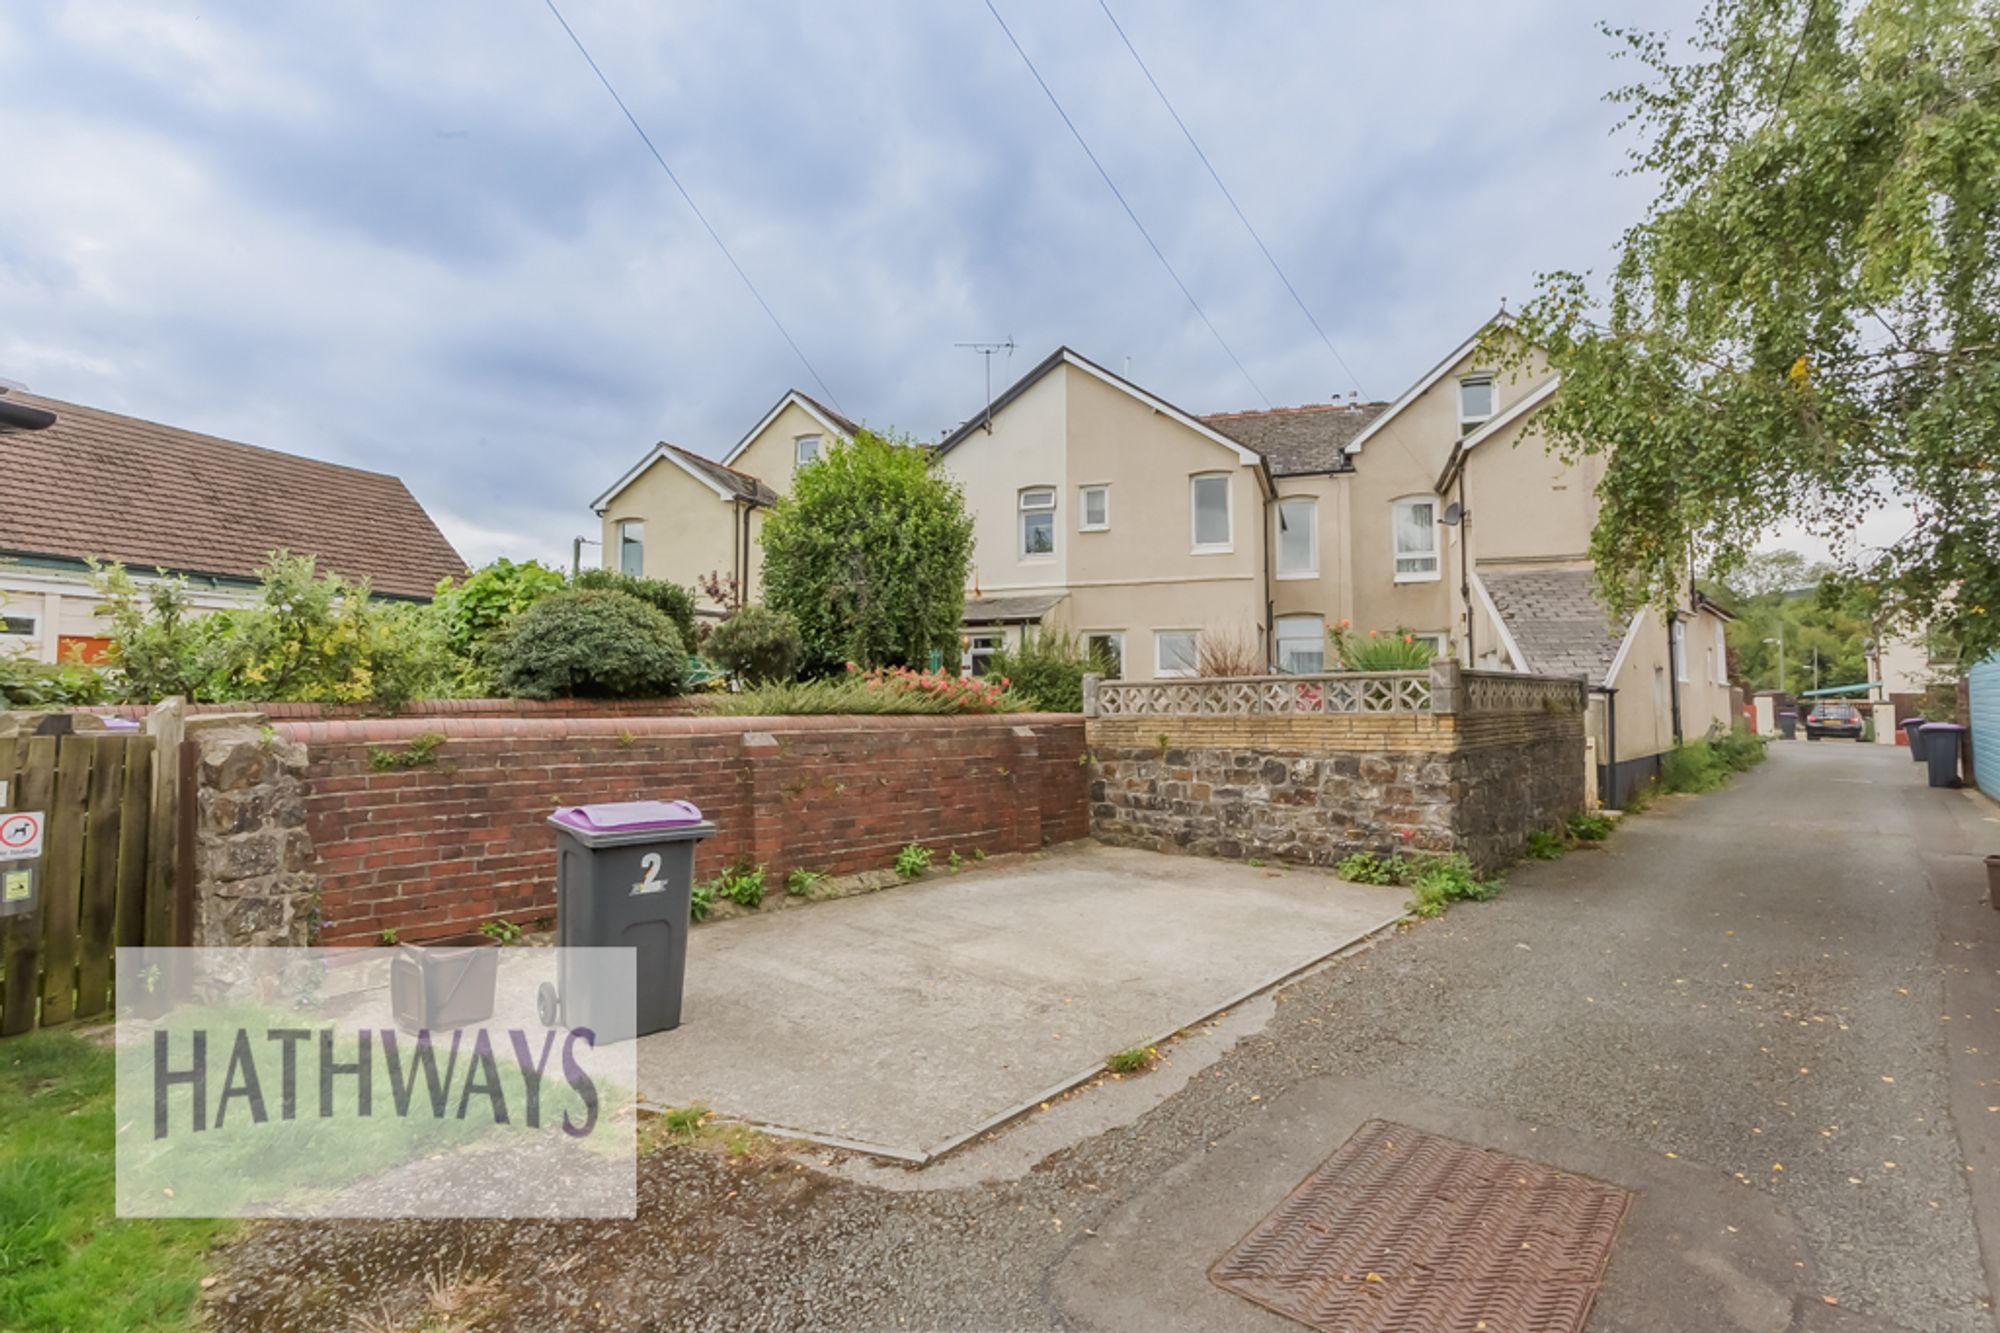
[633,842,1407,1159]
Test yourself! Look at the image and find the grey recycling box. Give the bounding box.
[543,800,715,1042]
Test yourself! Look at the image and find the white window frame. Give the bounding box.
[1078,484,1110,532]
[1019,487,1057,560]
[1084,631,1125,679]
[617,519,645,576]
[1275,496,1318,580]
[1391,496,1441,582]
[794,434,822,469]
[1458,375,1496,436]
[1155,629,1200,679]
[1274,614,1326,674]
[1409,631,1448,656]
[962,631,1003,677]
[1190,473,1233,554]
[1713,620,1729,685]
[1672,618,1690,683]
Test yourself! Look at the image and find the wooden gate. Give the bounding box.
[0,731,176,1036]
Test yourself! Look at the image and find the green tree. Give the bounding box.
[705,605,804,684]
[760,429,974,670]
[486,588,688,699]
[1509,0,2000,663]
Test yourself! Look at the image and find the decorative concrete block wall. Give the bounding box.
[1084,664,1586,872]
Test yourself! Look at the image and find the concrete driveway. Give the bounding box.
[634,843,1406,1160]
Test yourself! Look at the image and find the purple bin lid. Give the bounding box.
[1923,722,1967,732]
[551,799,704,833]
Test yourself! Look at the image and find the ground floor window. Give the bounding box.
[963,632,1003,677]
[1084,631,1124,679]
[1409,631,1447,659]
[1274,615,1325,673]
[1155,630,1199,678]
[1,615,34,637]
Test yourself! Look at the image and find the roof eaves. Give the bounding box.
[1346,310,1517,457]
[1435,373,1561,492]
[722,390,857,467]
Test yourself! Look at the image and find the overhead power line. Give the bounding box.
[541,0,845,414]
[1097,0,1364,399]
[982,0,1270,408]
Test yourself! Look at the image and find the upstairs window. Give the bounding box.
[1019,487,1056,558]
[1673,618,1689,682]
[618,519,645,576]
[1079,485,1110,531]
[794,434,822,469]
[1191,473,1232,552]
[1714,620,1729,685]
[1458,376,1495,436]
[1392,497,1440,581]
[1275,497,1317,578]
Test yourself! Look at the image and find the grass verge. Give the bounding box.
[0,1030,229,1332]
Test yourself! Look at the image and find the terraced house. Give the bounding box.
[588,317,1734,800]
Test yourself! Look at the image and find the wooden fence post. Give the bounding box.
[144,697,185,949]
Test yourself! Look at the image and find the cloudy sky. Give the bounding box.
[3,0,1740,570]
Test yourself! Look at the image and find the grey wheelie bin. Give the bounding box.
[1922,723,1966,789]
[540,800,714,1042]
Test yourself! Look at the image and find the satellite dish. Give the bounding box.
[1441,501,1464,526]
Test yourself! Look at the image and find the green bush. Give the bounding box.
[761,429,974,671]
[486,589,688,700]
[1660,740,1728,793]
[0,651,109,709]
[706,606,803,684]
[712,862,766,910]
[432,558,566,660]
[894,843,932,879]
[574,568,698,651]
[985,630,1112,713]
[1711,726,1769,772]
[1328,623,1438,671]
[709,674,1020,716]
[93,554,459,708]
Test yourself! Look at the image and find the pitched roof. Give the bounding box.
[721,389,859,466]
[934,347,1260,466]
[1479,566,1629,683]
[1202,401,1386,476]
[1344,310,1514,457]
[661,444,780,506]
[0,389,464,599]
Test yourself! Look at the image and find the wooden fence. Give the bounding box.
[0,715,186,1037]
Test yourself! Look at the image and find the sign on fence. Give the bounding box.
[0,731,169,1035]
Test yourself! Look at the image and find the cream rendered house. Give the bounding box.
[932,348,1275,681]
[591,391,855,612]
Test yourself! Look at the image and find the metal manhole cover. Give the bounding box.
[1210,1120,1630,1333]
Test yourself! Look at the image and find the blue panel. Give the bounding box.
[1971,652,2000,803]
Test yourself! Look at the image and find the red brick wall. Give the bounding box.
[90,696,699,722]
[284,713,1086,944]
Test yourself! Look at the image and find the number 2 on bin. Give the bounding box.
[632,852,665,896]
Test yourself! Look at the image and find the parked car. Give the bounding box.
[1804,702,1865,741]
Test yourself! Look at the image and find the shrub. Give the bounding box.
[985,630,1111,712]
[1196,627,1266,678]
[96,553,459,708]
[486,589,688,700]
[761,429,974,670]
[574,568,699,650]
[0,650,109,708]
[706,606,804,685]
[1660,740,1728,793]
[894,843,932,879]
[1711,726,1769,772]
[432,558,566,659]
[1328,622,1438,671]
[1335,851,1413,886]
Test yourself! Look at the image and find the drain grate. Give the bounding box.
[1210,1120,1630,1333]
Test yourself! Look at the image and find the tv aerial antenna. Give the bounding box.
[956,338,1015,433]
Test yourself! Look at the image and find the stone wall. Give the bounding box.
[1086,696,1585,873]
[190,724,318,947]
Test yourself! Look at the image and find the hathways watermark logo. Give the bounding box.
[116,948,637,1219]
